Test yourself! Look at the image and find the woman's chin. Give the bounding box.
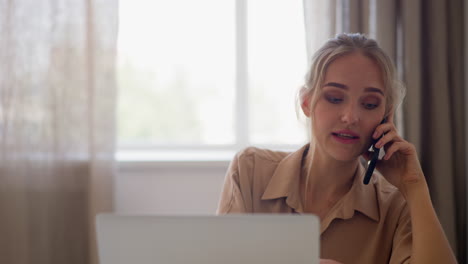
[330,151,362,163]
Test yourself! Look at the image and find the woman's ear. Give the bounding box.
[300,90,312,118]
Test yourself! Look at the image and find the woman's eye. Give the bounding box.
[325,95,343,104]
[361,96,381,110]
[363,103,378,109]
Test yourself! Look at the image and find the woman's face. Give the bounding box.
[303,52,387,162]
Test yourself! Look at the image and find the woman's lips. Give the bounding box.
[331,130,360,144]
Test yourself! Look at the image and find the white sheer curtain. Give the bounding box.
[302,0,336,64]
[0,0,117,263]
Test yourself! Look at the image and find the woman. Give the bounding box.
[216,33,457,264]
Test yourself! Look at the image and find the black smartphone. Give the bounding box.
[363,118,387,185]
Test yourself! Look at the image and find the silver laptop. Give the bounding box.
[96,214,320,264]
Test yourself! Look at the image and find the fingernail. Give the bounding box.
[373,131,378,138]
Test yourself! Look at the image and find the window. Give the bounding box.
[117,0,308,159]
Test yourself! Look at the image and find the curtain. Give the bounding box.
[0,0,117,263]
[303,0,466,262]
[418,1,466,262]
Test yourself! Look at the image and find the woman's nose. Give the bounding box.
[340,104,360,125]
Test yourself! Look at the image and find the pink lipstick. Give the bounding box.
[331,130,360,144]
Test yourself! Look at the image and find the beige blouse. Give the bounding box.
[216,144,412,264]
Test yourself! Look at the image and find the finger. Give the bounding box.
[372,122,396,139]
[383,141,411,160]
[375,130,402,149]
[380,138,396,151]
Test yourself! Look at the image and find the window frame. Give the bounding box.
[116,0,305,163]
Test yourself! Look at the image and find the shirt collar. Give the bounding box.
[338,162,380,222]
[260,144,308,213]
[260,145,380,222]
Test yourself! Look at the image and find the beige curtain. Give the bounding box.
[0,0,117,263]
[303,0,466,262]
[417,1,466,263]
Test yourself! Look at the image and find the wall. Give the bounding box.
[115,161,230,214]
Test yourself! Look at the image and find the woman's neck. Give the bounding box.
[301,145,359,213]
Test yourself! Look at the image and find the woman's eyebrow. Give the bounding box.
[323,82,347,89]
[364,87,385,96]
[323,82,385,96]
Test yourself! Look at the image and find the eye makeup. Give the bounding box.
[322,88,383,110]
[324,92,344,104]
[360,96,381,110]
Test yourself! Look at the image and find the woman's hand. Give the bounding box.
[363,114,426,196]
[365,115,458,264]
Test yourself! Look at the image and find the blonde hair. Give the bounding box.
[297,33,406,119]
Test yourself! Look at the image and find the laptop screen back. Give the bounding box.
[96,214,319,264]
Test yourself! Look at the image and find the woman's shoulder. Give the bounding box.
[372,172,408,215]
[374,173,403,197]
[234,146,291,164]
